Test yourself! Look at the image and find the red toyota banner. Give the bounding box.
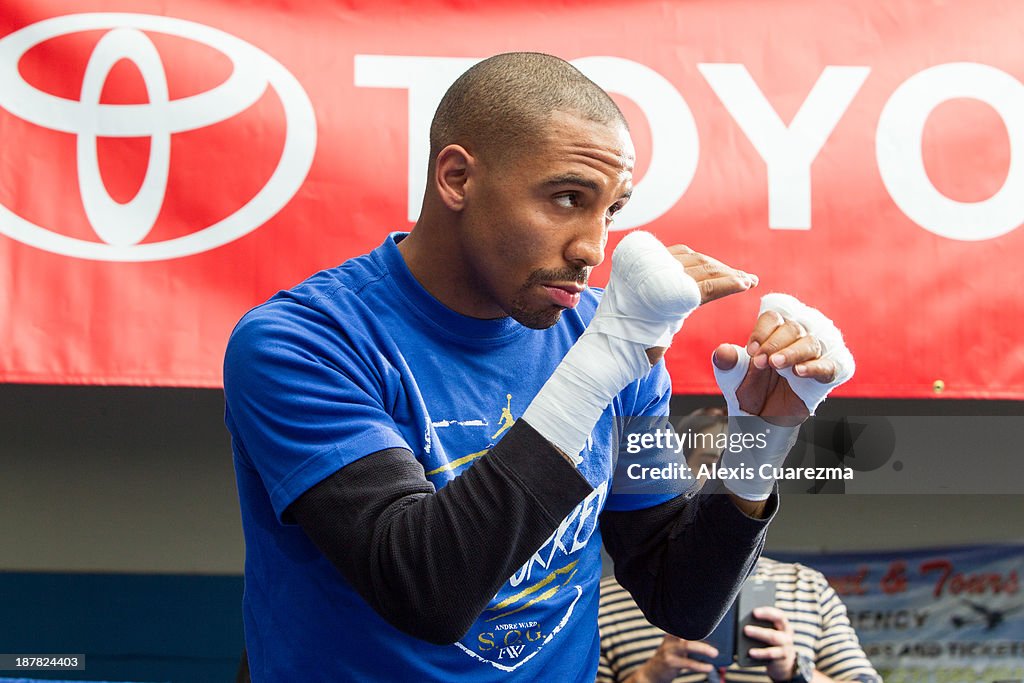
[1,0,1022,397]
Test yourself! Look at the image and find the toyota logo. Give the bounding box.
[0,13,316,261]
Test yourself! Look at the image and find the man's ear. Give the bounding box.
[433,144,476,211]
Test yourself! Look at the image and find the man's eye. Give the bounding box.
[606,203,624,220]
[554,194,579,208]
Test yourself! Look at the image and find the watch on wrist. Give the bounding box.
[780,653,813,683]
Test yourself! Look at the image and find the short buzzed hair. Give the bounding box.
[428,52,627,168]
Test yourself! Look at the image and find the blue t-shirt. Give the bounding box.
[224,233,685,682]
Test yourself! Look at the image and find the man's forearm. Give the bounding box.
[601,479,777,639]
[288,420,593,645]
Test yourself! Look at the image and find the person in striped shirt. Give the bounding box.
[598,557,881,683]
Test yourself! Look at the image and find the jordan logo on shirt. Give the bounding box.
[490,394,515,440]
[425,393,517,476]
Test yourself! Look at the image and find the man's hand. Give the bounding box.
[711,310,829,427]
[710,294,854,504]
[742,606,799,681]
[646,245,757,365]
[711,295,854,427]
[625,634,718,683]
[668,245,758,304]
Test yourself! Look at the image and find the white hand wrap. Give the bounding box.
[711,294,854,500]
[712,343,753,418]
[758,293,855,414]
[712,344,798,500]
[522,231,701,462]
[587,230,701,348]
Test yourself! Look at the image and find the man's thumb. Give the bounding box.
[712,343,739,371]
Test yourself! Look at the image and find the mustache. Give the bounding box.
[526,266,590,287]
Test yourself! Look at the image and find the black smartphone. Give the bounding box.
[689,600,736,668]
[735,577,776,667]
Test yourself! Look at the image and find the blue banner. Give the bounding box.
[776,544,1024,682]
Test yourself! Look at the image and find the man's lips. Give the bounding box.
[541,283,586,309]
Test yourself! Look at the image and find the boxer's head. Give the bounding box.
[411,53,635,329]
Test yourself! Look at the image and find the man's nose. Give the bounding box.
[565,219,606,268]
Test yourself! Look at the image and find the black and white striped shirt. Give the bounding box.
[598,557,881,682]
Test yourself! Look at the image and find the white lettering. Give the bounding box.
[354,55,1023,243]
[497,644,526,659]
[510,482,607,586]
[354,55,479,223]
[699,64,869,229]
[876,62,1024,241]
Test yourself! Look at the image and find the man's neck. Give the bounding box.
[396,221,506,320]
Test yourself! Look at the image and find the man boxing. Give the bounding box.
[223,51,853,681]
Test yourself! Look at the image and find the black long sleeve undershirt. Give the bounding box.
[287,420,775,645]
[600,478,776,640]
[287,420,593,645]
